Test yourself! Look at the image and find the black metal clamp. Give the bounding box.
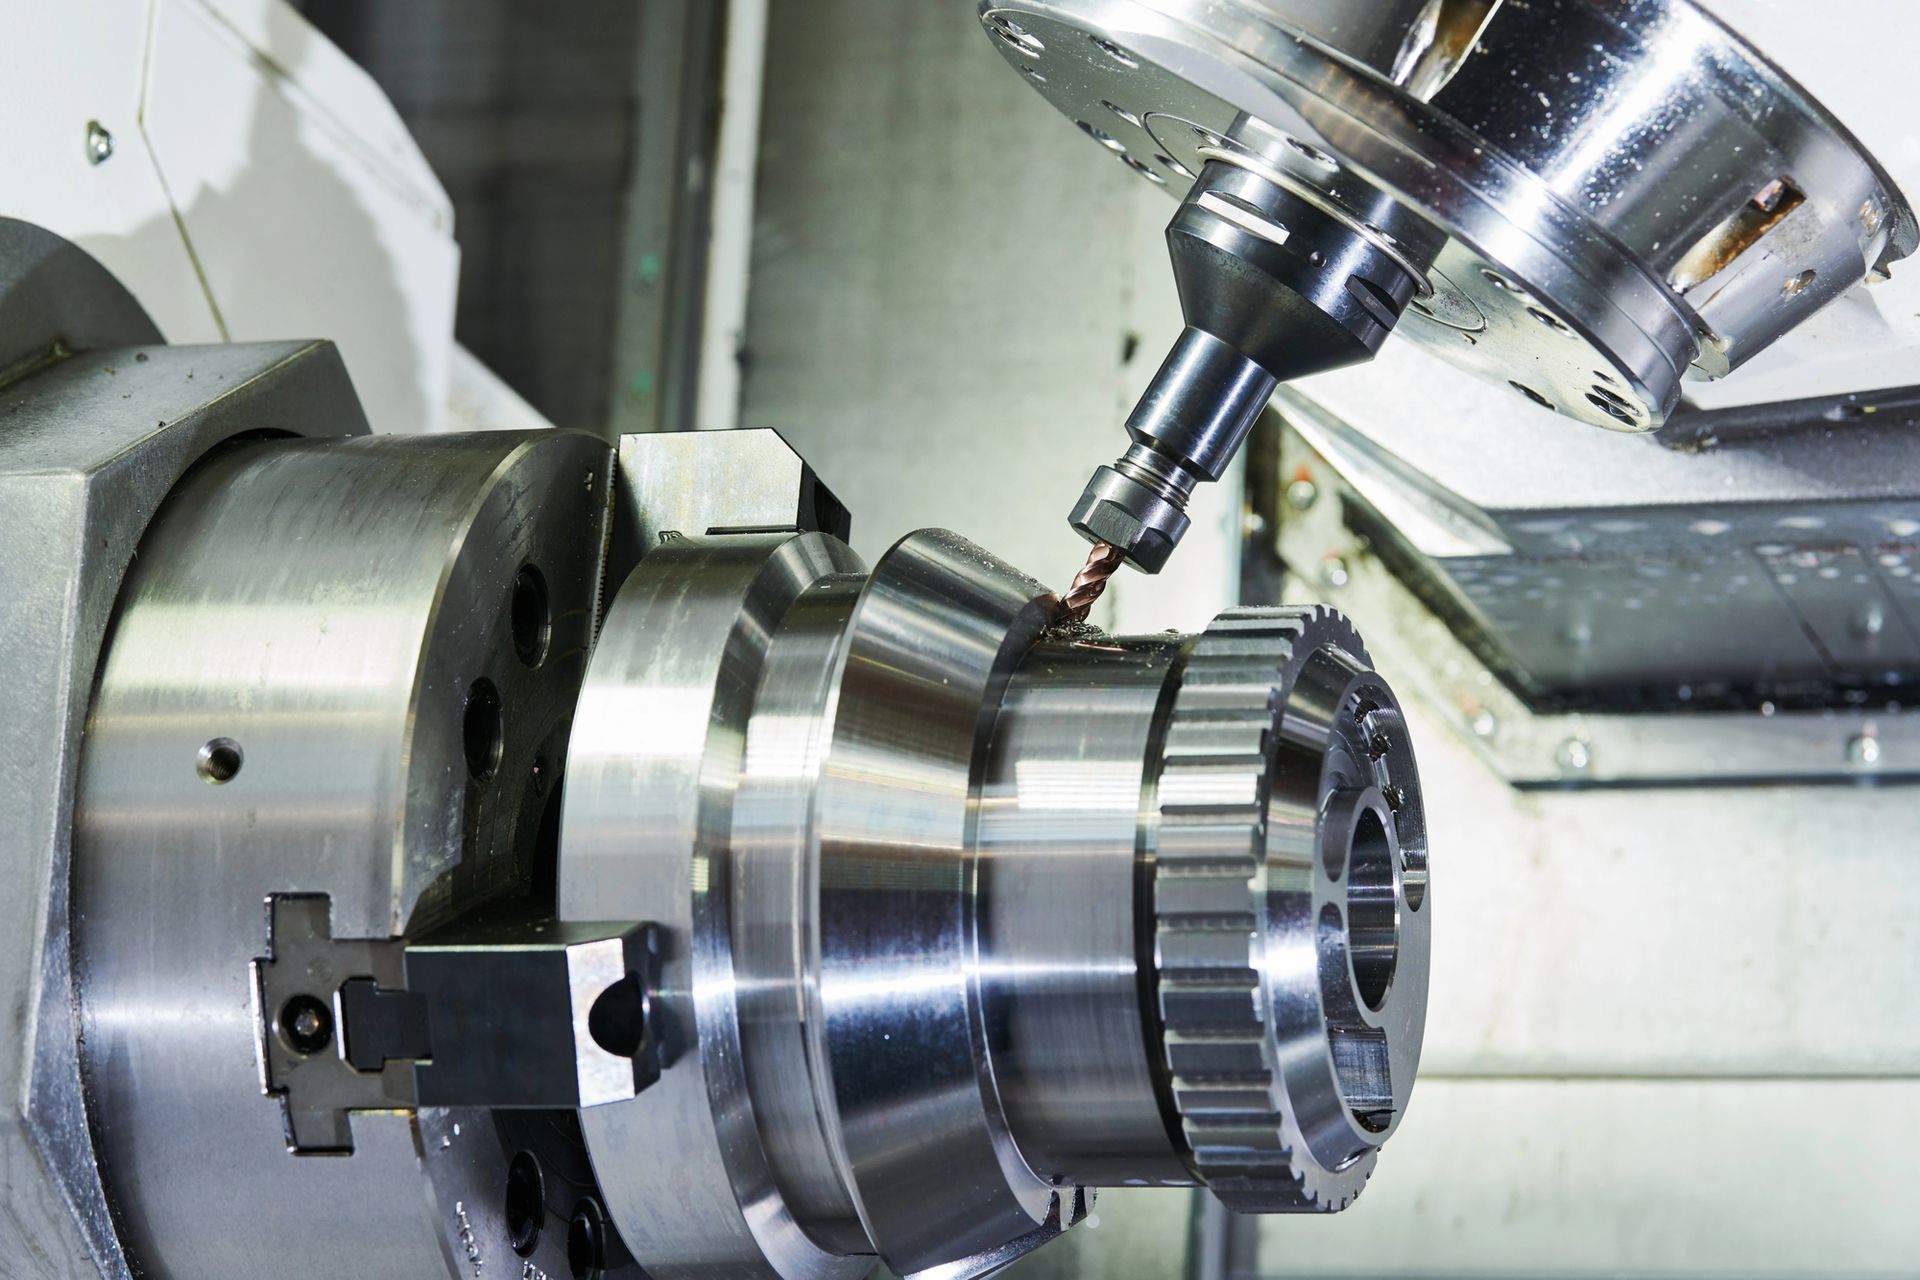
[253,895,666,1153]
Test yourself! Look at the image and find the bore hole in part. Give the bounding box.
[568,1199,608,1279]
[988,14,1044,56]
[1076,120,1126,153]
[512,564,552,667]
[1090,35,1139,67]
[1319,902,1395,1133]
[464,678,504,781]
[505,1151,545,1257]
[1783,269,1817,298]
[1586,385,1640,425]
[1120,154,1165,184]
[1158,153,1194,179]
[1526,304,1574,336]
[1509,381,1554,410]
[1102,99,1141,127]
[1479,266,1524,293]
[1286,135,1338,169]
[196,736,243,784]
[1346,808,1399,1011]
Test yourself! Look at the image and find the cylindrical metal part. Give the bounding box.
[71,432,616,1280]
[978,637,1189,1187]
[1124,327,1278,482]
[561,529,1431,1278]
[1072,149,1435,573]
[986,0,1917,425]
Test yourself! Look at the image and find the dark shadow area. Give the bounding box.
[305,1,645,429]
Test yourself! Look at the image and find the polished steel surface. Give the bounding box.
[562,517,1430,1277]
[1150,610,1428,1211]
[72,431,612,1278]
[0,214,370,1279]
[812,529,1064,1274]
[563,531,872,1280]
[979,0,1913,431]
[977,636,1188,1186]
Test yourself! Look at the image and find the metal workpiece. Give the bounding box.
[561,522,1430,1276]
[71,429,614,1278]
[1151,610,1427,1211]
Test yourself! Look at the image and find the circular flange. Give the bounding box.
[1149,608,1428,1212]
[559,532,872,1280]
[979,0,1914,431]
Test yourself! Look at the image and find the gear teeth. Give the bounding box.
[1149,606,1375,1213]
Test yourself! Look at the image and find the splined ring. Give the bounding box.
[1148,606,1428,1212]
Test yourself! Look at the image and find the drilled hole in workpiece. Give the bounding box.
[197,737,243,784]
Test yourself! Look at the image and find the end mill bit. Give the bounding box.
[1062,541,1123,623]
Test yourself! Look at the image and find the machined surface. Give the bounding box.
[564,509,1429,1276]
[979,0,1913,431]
[1149,610,1427,1210]
[977,636,1188,1186]
[0,215,384,1277]
[72,430,612,1277]
[562,532,872,1280]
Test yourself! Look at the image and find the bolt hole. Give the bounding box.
[505,1151,545,1257]
[1783,269,1817,298]
[988,14,1044,56]
[1509,381,1554,410]
[1101,99,1141,127]
[511,565,552,667]
[463,678,504,781]
[568,1200,608,1279]
[1192,124,1224,148]
[1526,304,1574,336]
[277,994,333,1056]
[1119,153,1165,184]
[1346,807,1399,1011]
[1286,135,1338,169]
[197,737,244,784]
[1586,386,1640,425]
[1090,35,1139,67]
[1075,120,1125,153]
[1157,153,1194,179]
[1480,266,1524,293]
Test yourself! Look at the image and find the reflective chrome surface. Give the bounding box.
[561,524,1432,1277]
[980,0,1914,430]
[979,636,1188,1187]
[72,432,612,1278]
